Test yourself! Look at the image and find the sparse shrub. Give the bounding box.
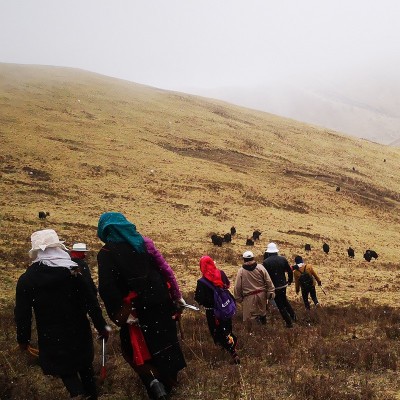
[384,326,400,339]
[2,300,399,399]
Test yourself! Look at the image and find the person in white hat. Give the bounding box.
[15,229,110,400]
[70,242,97,296]
[263,242,297,328]
[233,250,275,324]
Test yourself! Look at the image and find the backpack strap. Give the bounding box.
[199,277,215,291]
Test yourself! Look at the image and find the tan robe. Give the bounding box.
[233,262,275,321]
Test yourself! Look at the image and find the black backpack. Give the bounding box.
[298,265,314,290]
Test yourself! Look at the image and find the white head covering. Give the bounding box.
[29,229,77,268]
[32,247,78,268]
[29,229,67,258]
[266,242,279,253]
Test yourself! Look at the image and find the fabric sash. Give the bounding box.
[245,289,265,297]
[123,292,151,366]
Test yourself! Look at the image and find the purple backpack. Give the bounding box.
[199,277,236,320]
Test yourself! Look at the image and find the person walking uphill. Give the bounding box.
[194,255,239,364]
[293,255,322,310]
[15,229,110,400]
[234,251,275,325]
[96,212,186,400]
[263,242,297,328]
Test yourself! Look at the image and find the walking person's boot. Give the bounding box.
[149,379,168,400]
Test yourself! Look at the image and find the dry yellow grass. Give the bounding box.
[1,63,399,304]
[0,63,400,399]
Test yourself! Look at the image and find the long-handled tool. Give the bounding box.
[181,303,200,311]
[177,317,184,340]
[174,303,199,340]
[100,338,106,382]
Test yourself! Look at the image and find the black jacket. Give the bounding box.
[97,242,186,374]
[97,242,171,320]
[71,257,98,296]
[15,262,107,375]
[263,254,293,288]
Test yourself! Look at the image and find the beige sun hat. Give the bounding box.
[29,229,67,259]
[72,243,88,252]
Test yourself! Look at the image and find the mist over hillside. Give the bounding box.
[192,71,400,146]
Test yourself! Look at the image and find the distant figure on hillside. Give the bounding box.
[70,242,97,296]
[305,243,311,252]
[323,243,330,254]
[15,229,110,400]
[195,255,239,364]
[97,212,186,400]
[230,226,236,236]
[234,251,275,325]
[263,242,297,328]
[293,255,322,310]
[347,247,355,258]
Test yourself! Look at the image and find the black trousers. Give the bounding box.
[206,310,237,355]
[274,287,296,326]
[60,364,97,399]
[301,286,319,309]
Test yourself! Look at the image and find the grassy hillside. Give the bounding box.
[0,63,400,399]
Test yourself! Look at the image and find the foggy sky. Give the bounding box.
[1,0,400,93]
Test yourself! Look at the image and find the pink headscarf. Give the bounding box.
[199,255,224,288]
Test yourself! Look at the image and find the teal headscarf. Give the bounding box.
[97,212,146,253]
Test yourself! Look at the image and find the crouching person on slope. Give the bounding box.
[195,255,239,364]
[97,212,186,400]
[233,251,275,325]
[15,229,110,400]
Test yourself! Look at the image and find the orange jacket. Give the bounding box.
[293,264,321,293]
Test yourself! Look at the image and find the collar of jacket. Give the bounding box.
[243,261,257,271]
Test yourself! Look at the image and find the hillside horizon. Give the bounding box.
[3,62,400,146]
